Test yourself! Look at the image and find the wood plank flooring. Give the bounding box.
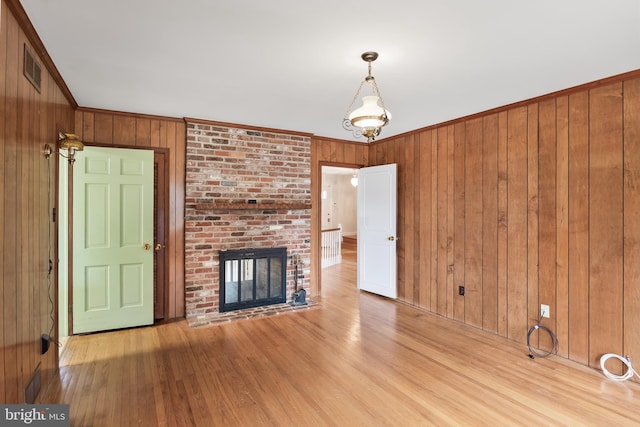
[42,251,640,426]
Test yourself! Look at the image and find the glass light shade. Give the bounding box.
[59,133,84,152]
[350,175,358,187]
[57,132,84,164]
[348,96,391,129]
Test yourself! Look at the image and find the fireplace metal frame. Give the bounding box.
[219,247,287,312]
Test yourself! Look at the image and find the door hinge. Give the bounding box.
[52,207,56,222]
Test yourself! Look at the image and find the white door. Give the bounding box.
[72,147,154,334]
[357,163,397,298]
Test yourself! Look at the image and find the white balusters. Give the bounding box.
[321,225,342,268]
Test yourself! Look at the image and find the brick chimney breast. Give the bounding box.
[184,122,311,320]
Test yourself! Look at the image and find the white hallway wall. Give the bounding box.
[321,172,357,236]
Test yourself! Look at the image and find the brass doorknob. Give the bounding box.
[143,243,151,251]
[388,236,395,241]
[155,243,163,251]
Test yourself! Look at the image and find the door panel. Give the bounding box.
[73,147,154,334]
[357,163,397,299]
[121,263,144,306]
[85,266,109,310]
[85,184,109,247]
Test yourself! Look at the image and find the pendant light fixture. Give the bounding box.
[342,51,391,142]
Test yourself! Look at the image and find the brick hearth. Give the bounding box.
[188,300,319,328]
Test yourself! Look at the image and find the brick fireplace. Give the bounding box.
[184,120,311,323]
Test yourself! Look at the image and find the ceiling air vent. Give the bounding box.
[23,44,42,93]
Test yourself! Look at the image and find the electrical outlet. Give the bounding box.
[458,285,465,296]
[540,304,550,318]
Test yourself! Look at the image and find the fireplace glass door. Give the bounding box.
[220,247,287,312]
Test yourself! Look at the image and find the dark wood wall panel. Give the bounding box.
[324,71,640,373]
[407,135,420,303]
[623,78,640,366]
[588,84,624,368]
[94,112,114,143]
[429,131,438,310]
[506,107,528,343]
[526,104,539,346]
[419,130,433,309]
[136,118,151,146]
[1,0,75,403]
[465,118,483,327]
[567,91,589,364]
[482,115,498,333]
[538,99,556,350]
[413,136,423,307]
[397,136,409,302]
[555,96,570,358]
[446,127,455,318]
[114,115,136,146]
[497,111,509,337]
[3,4,20,404]
[452,123,465,321]
[18,28,30,399]
[436,127,448,315]
[74,109,186,319]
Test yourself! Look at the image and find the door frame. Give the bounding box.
[154,150,170,320]
[62,144,170,335]
[314,161,363,296]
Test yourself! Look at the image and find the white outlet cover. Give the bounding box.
[541,304,550,318]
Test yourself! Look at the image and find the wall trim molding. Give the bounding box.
[77,106,184,123]
[185,116,314,138]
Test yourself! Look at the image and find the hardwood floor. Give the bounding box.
[43,251,640,426]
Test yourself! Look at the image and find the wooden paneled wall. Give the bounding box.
[1,0,75,403]
[365,72,640,369]
[74,108,186,319]
[310,137,369,295]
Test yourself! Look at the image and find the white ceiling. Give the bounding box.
[20,0,640,141]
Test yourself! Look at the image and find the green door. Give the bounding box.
[72,147,154,334]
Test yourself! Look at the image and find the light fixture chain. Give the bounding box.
[374,83,389,118]
[343,80,366,119]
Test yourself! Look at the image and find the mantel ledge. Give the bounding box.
[194,202,311,211]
